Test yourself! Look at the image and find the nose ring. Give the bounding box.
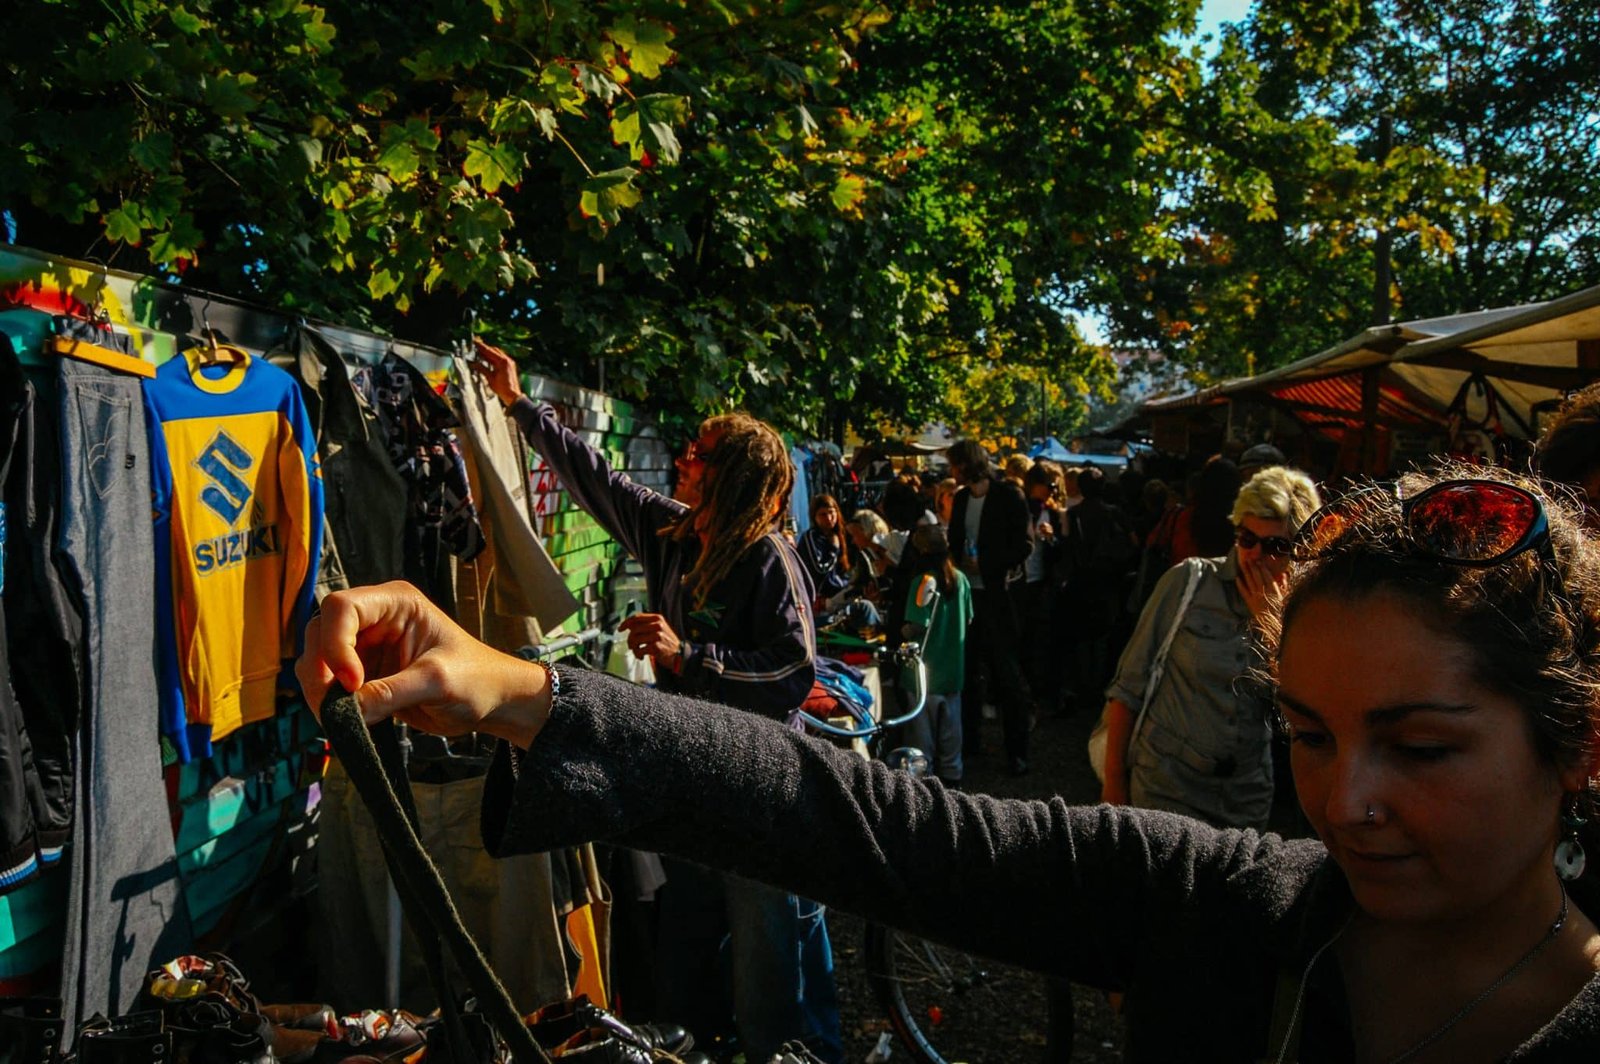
[1365,805,1376,823]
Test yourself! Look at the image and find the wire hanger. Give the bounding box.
[454,308,477,366]
[83,256,112,327]
[193,295,244,368]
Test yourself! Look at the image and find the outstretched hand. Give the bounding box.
[295,581,550,748]
[469,338,525,408]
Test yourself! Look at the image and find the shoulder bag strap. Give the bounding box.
[321,689,550,1064]
[1129,563,1204,745]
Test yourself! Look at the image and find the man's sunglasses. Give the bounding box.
[1235,526,1294,557]
[682,439,718,464]
[1295,478,1560,574]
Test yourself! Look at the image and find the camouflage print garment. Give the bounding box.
[354,352,485,605]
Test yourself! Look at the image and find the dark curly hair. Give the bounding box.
[1536,380,1600,491]
[1258,462,1600,803]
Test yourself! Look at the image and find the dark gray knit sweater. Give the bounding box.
[480,668,1600,1061]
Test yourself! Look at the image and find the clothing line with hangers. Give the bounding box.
[0,241,459,375]
[41,257,158,378]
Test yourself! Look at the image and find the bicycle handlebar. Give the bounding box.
[795,643,929,740]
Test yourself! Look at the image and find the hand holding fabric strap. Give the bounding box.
[319,684,550,1064]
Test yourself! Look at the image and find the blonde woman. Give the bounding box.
[1099,466,1320,830]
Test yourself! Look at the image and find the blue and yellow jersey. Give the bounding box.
[144,346,323,762]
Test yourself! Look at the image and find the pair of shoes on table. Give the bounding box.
[73,1012,173,1064]
[1,997,64,1064]
[526,995,705,1062]
[312,1010,429,1064]
[142,954,332,1064]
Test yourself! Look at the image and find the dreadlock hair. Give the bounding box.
[661,413,795,609]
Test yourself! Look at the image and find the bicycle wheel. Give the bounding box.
[864,921,1064,1063]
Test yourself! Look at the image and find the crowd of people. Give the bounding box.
[298,348,1600,1061]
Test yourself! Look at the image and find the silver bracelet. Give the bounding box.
[507,660,558,775]
[534,659,561,705]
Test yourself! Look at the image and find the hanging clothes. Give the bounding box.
[0,328,83,894]
[353,352,484,610]
[143,345,324,761]
[0,334,68,895]
[451,360,579,635]
[56,353,194,1038]
[790,445,813,536]
[276,324,407,597]
[314,759,575,1014]
[452,431,542,654]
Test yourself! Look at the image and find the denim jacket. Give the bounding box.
[1106,552,1275,828]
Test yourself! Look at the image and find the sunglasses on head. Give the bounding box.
[1235,526,1294,557]
[1294,479,1568,614]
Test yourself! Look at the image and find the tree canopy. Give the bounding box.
[4,0,1595,440]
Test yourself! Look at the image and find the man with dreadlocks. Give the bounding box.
[470,340,842,1063]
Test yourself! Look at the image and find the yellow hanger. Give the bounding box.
[48,333,156,378]
[46,261,156,377]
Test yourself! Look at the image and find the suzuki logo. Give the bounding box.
[195,430,255,526]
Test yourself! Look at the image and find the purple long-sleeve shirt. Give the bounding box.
[508,397,816,723]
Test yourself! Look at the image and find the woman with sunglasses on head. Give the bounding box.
[1098,465,1320,830]
[300,460,1600,1060]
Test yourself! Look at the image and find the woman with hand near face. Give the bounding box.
[1098,465,1320,829]
[299,462,1600,1060]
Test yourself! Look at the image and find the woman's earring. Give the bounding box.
[1556,794,1588,882]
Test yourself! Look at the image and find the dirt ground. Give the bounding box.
[826,703,1128,1064]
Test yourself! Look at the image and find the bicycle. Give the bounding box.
[806,589,1070,1064]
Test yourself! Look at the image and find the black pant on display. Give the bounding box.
[0,350,84,892]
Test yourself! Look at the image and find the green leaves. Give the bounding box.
[130,131,175,172]
[830,173,867,216]
[609,17,675,79]
[104,205,144,246]
[367,268,402,301]
[463,139,522,191]
[204,72,260,121]
[609,94,690,165]
[375,119,439,182]
[168,6,206,34]
[538,64,586,116]
[580,168,643,226]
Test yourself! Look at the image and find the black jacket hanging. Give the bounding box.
[277,324,408,595]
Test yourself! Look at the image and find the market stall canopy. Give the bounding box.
[1027,435,1129,474]
[1141,285,1600,440]
[1389,283,1600,436]
[1027,436,1074,461]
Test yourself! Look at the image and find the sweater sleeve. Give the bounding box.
[506,396,682,560]
[481,667,1321,990]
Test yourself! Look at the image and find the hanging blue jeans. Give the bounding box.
[56,358,192,1038]
[655,858,844,1063]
